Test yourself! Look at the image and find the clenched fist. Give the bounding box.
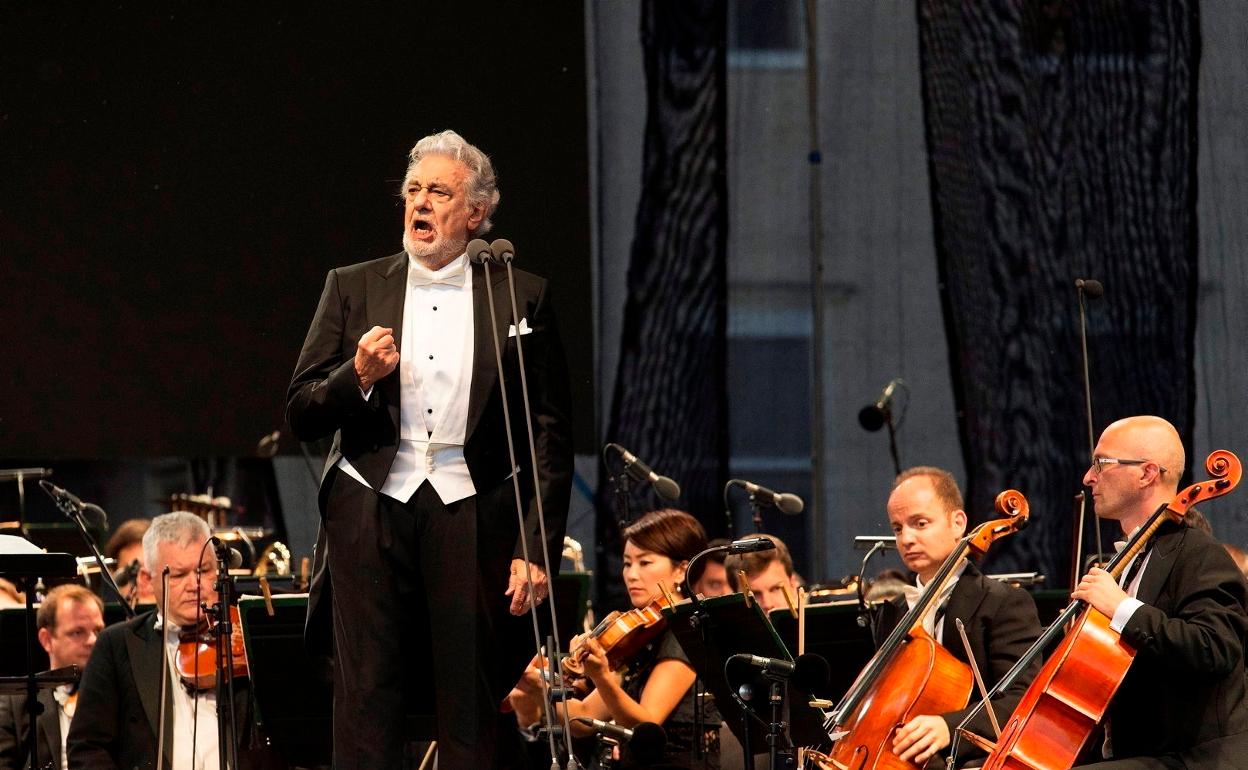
[355,326,399,390]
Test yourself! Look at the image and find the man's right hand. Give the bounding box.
[354,326,399,390]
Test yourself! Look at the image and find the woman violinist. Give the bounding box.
[509,508,721,768]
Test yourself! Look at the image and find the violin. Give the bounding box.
[809,489,1031,770]
[176,605,250,691]
[561,582,677,682]
[962,450,1242,770]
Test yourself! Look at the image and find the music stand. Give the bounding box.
[0,547,77,770]
[664,593,828,761]
[766,600,875,704]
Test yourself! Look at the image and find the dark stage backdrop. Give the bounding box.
[596,0,728,607]
[0,5,592,459]
[919,1,1201,582]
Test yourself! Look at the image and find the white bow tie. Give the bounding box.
[409,263,466,287]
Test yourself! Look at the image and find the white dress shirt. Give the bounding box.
[338,252,478,504]
[156,615,224,770]
[903,562,968,644]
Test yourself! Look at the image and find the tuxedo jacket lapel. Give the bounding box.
[37,688,60,768]
[465,262,511,440]
[1136,525,1185,607]
[940,566,989,658]
[367,254,408,430]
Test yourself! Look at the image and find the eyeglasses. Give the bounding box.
[1088,457,1168,476]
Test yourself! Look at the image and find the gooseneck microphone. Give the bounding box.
[606,443,682,501]
[726,479,804,515]
[726,536,777,554]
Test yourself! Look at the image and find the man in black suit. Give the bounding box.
[0,584,104,770]
[67,511,276,770]
[873,466,1043,768]
[287,129,573,769]
[1072,415,1248,769]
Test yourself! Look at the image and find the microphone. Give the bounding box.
[571,718,666,763]
[39,480,85,510]
[727,536,776,554]
[1075,278,1104,299]
[607,443,681,501]
[732,653,831,692]
[727,479,804,515]
[114,558,142,587]
[209,537,244,570]
[858,378,903,432]
[256,430,281,458]
[466,238,493,264]
[489,238,516,264]
[39,481,110,527]
[853,535,897,551]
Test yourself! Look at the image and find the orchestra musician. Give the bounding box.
[724,533,800,613]
[0,584,104,770]
[689,537,733,598]
[873,466,1043,768]
[1070,416,1248,768]
[104,518,154,606]
[66,512,278,770]
[507,508,721,768]
[286,129,573,769]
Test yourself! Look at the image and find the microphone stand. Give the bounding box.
[883,407,901,478]
[855,541,888,635]
[212,550,241,770]
[479,248,579,769]
[40,484,135,619]
[601,444,636,531]
[156,568,171,770]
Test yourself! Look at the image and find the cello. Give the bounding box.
[957,450,1242,770]
[807,489,1031,770]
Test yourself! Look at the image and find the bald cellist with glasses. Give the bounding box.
[1069,416,1248,769]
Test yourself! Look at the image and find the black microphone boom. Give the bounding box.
[39,480,85,510]
[728,479,804,515]
[608,443,681,501]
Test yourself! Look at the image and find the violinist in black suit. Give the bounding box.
[66,512,276,770]
[287,130,573,769]
[873,466,1043,768]
[1072,416,1248,769]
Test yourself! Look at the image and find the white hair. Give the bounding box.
[142,511,211,572]
[400,129,500,234]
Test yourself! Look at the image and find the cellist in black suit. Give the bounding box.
[287,130,573,770]
[872,466,1044,768]
[1071,416,1248,769]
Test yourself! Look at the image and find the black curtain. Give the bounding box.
[596,0,728,609]
[918,1,1201,582]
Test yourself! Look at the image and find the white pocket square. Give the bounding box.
[507,318,533,337]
